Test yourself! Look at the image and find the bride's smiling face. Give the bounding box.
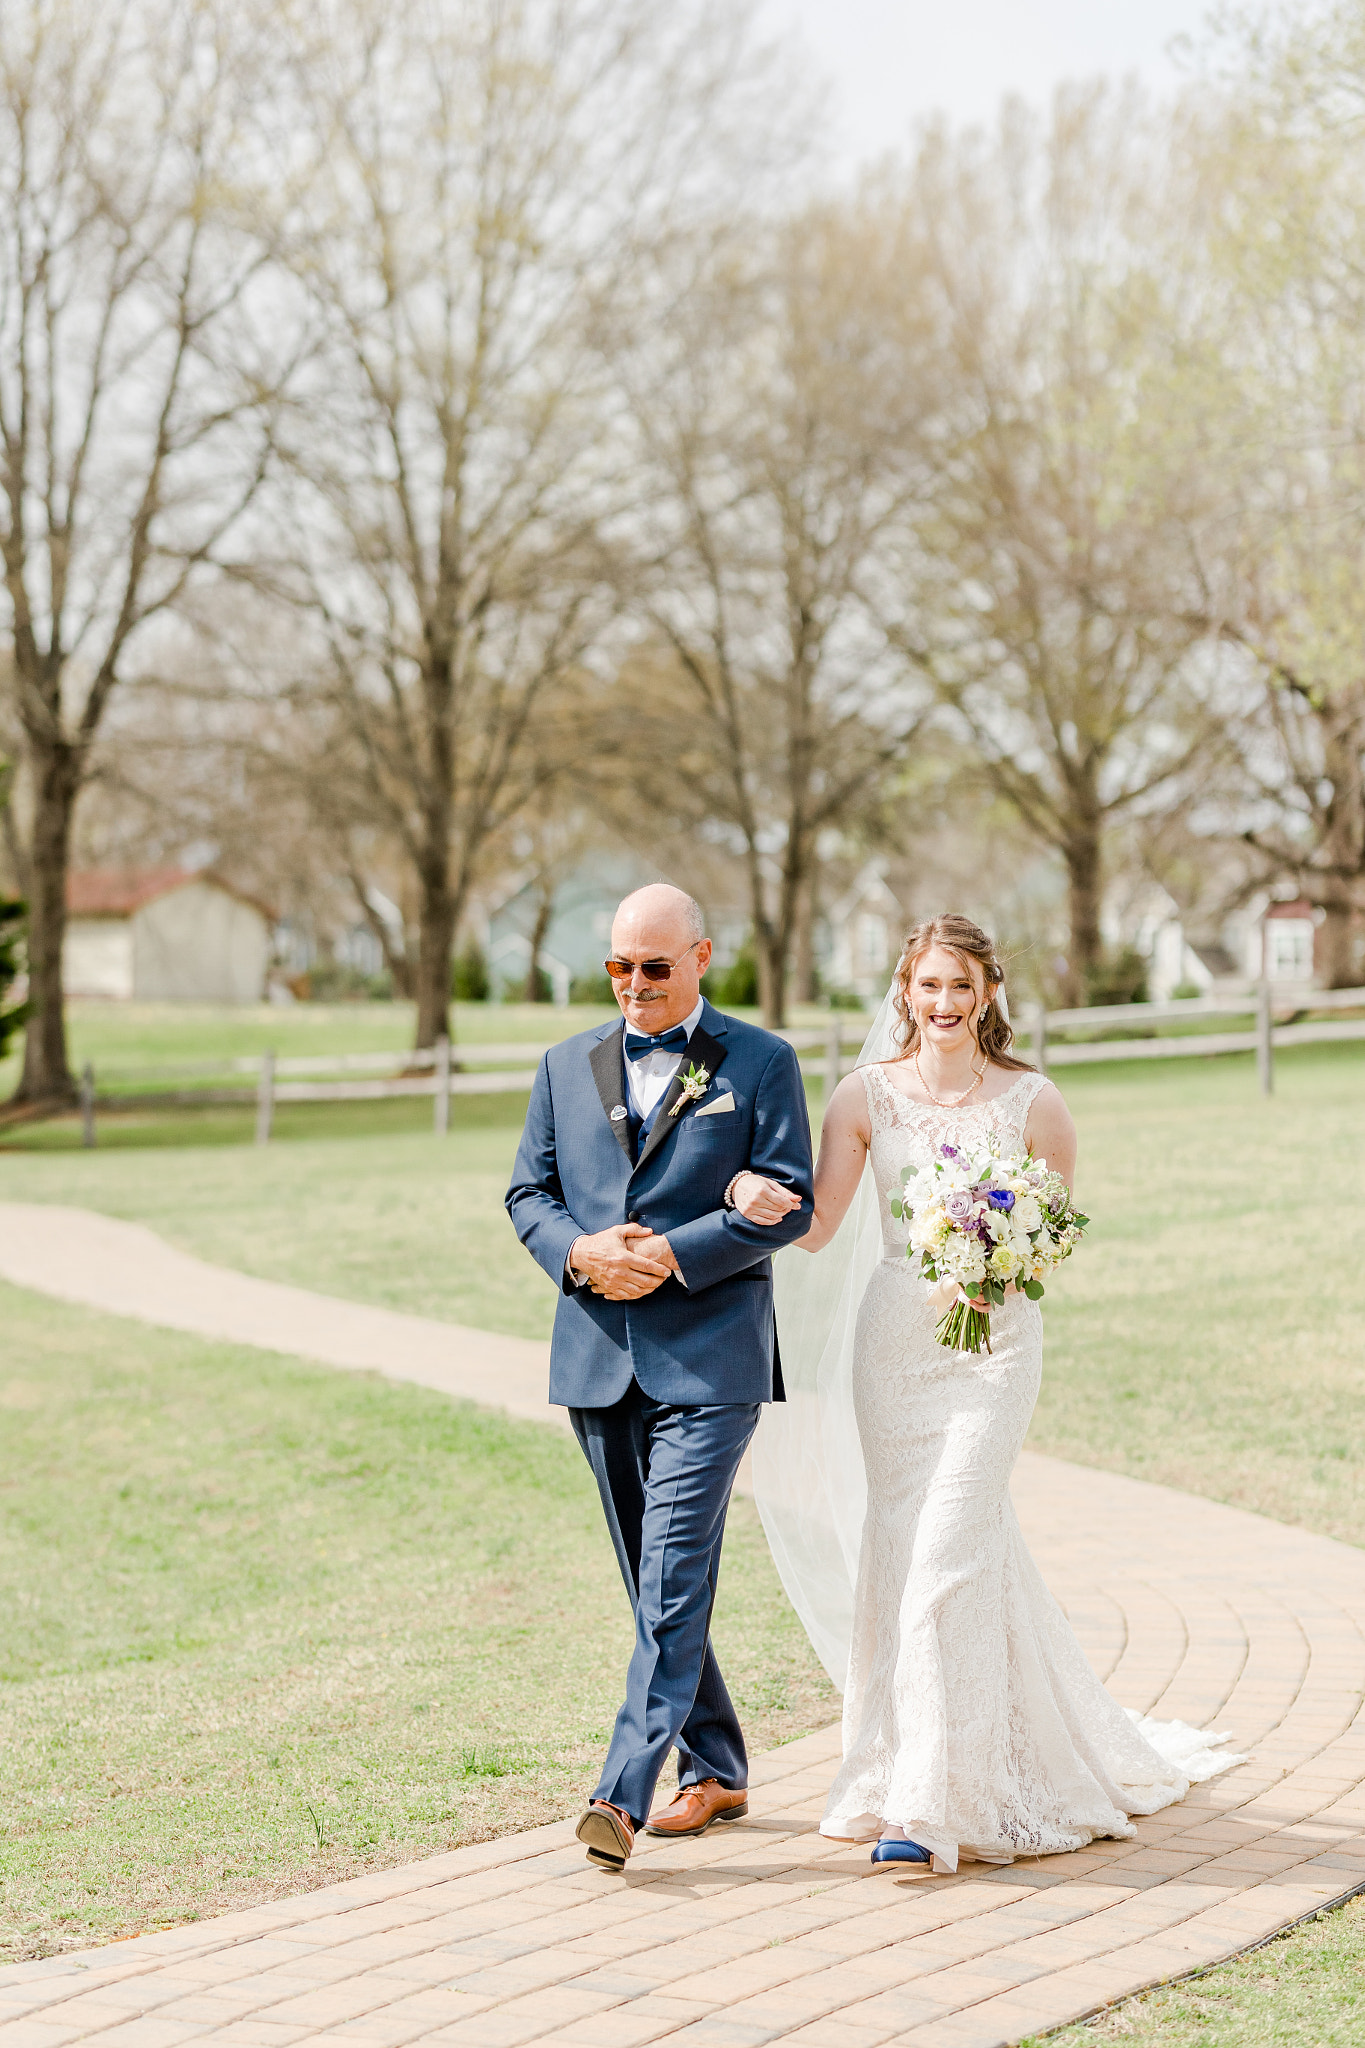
[908,946,984,1054]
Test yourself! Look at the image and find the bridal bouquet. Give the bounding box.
[889,1141,1089,1354]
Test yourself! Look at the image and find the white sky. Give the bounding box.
[760,0,1216,163]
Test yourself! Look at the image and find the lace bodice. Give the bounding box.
[861,1063,1051,1257]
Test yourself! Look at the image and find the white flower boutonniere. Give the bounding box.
[669,1062,711,1115]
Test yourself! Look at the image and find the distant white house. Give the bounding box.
[64,868,273,1003]
[1107,881,1323,999]
[822,862,902,1000]
[334,889,405,980]
[476,850,657,1005]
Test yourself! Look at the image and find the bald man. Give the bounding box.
[506,884,814,1871]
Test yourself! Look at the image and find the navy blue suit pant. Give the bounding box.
[569,1383,759,1826]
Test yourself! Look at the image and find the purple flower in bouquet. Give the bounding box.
[944,1189,974,1223]
[940,1145,959,1159]
[987,1189,1015,1211]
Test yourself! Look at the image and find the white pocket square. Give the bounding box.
[695,1091,735,1117]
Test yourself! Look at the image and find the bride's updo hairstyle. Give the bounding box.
[890,914,1033,1071]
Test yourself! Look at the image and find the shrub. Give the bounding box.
[571,971,616,1004]
[1170,979,1203,1000]
[452,943,489,1002]
[710,945,759,1007]
[1084,947,1149,1007]
[302,960,392,1001]
[824,986,865,1011]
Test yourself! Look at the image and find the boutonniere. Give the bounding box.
[669,1062,711,1115]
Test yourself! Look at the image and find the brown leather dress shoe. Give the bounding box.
[575,1799,635,1870]
[645,1778,749,1838]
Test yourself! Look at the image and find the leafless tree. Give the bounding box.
[1182,6,1365,984]
[0,0,295,1102]
[604,194,936,1027]
[260,0,795,1049]
[878,90,1230,1006]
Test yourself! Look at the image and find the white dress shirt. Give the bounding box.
[623,997,705,1123]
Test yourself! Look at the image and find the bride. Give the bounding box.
[735,915,1237,1873]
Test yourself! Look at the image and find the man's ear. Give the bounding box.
[696,938,713,975]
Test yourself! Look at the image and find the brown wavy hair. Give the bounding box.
[889,914,1033,1071]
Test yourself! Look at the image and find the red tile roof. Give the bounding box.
[66,868,194,916]
[66,868,274,920]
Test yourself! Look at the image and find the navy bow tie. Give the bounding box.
[624,1024,690,1061]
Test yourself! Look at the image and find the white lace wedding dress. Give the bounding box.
[818,1063,1238,1872]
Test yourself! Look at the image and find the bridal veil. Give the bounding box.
[752,979,915,1689]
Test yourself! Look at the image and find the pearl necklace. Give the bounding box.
[913,1046,987,1109]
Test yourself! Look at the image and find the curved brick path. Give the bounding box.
[3,1207,1365,2044]
[0,1204,555,1427]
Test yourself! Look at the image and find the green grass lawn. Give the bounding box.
[1036,1040,1365,1550]
[0,1283,833,1964]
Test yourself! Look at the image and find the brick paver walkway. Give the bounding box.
[4,1207,1365,2044]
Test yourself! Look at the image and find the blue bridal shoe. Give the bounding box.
[870,1836,932,1866]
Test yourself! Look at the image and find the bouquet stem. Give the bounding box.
[934,1300,994,1354]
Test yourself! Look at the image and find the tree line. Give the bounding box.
[4,0,1365,1100]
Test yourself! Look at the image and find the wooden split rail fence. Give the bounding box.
[59,985,1365,1146]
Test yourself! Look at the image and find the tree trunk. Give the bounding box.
[1062,827,1103,1010]
[414,871,455,1048]
[792,869,818,1004]
[1316,898,1357,988]
[15,740,79,1104]
[412,652,456,1048]
[757,928,786,1028]
[524,887,555,1003]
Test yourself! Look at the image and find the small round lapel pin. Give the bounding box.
[610,1104,628,1121]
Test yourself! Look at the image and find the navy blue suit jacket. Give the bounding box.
[505,999,814,1409]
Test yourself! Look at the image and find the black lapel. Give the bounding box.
[588,1028,633,1160]
[634,1023,729,1174]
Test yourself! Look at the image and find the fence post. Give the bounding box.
[824,1014,841,1103]
[80,1062,96,1149]
[255,1049,275,1145]
[1029,1002,1048,1077]
[1257,978,1274,1096]
[434,1034,451,1136]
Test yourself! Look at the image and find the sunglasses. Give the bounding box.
[603,940,703,983]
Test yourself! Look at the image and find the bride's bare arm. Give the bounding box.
[730,1071,870,1251]
[1024,1081,1077,1188]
